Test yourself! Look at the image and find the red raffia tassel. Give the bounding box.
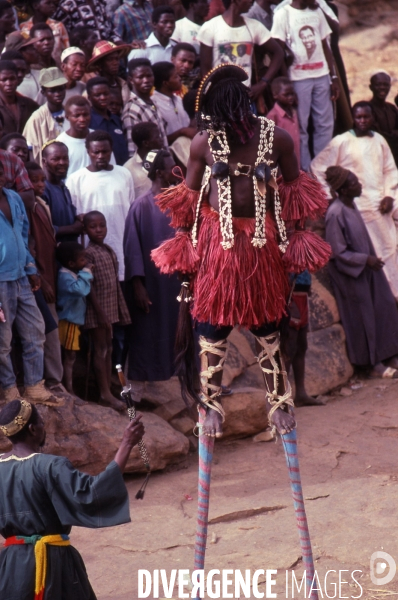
[151,231,199,274]
[155,181,200,228]
[283,230,331,274]
[278,171,329,225]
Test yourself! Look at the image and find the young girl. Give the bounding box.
[83,210,131,411]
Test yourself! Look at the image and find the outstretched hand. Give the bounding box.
[114,414,146,472]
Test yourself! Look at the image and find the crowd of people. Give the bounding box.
[1,0,398,416]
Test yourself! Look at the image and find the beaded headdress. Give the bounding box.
[195,63,248,115]
[0,400,32,437]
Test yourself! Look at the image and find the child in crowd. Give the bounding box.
[27,161,65,392]
[267,76,301,169]
[83,210,130,411]
[108,89,124,117]
[56,241,93,395]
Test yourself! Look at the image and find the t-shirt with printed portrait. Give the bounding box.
[197,15,271,84]
[271,6,331,82]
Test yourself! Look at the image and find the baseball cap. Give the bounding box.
[39,67,68,88]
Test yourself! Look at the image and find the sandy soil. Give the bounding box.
[71,377,398,599]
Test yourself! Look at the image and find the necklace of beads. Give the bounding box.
[191,116,289,252]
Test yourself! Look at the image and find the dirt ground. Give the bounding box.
[70,377,398,599]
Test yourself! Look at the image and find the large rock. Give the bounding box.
[222,389,268,439]
[0,397,189,474]
[305,324,353,396]
[309,275,340,332]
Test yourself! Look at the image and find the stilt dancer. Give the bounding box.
[152,64,330,598]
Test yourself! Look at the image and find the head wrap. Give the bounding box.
[0,400,32,437]
[325,166,351,191]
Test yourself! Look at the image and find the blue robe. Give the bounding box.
[0,453,130,600]
[123,190,180,381]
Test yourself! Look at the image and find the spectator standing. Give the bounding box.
[26,160,65,392]
[267,76,300,167]
[245,0,279,29]
[108,88,123,116]
[0,134,30,164]
[172,0,209,53]
[57,96,116,174]
[86,40,131,105]
[325,166,398,378]
[20,0,70,67]
[127,6,176,64]
[171,42,197,95]
[0,1,16,54]
[83,211,130,410]
[23,67,69,164]
[122,58,168,156]
[0,61,39,135]
[60,47,86,101]
[311,101,398,302]
[54,0,121,43]
[369,71,398,167]
[3,34,42,101]
[56,241,93,394]
[69,26,99,63]
[29,23,57,70]
[113,0,153,44]
[124,122,163,199]
[152,61,194,145]
[123,149,180,382]
[1,51,29,88]
[87,76,129,165]
[197,0,284,102]
[271,0,339,171]
[0,161,59,405]
[42,141,84,242]
[66,130,135,282]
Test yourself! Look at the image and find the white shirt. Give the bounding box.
[172,17,202,54]
[151,91,190,135]
[127,32,176,64]
[271,5,331,81]
[57,130,116,176]
[124,153,152,200]
[66,165,135,280]
[17,71,41,102]
[197,15,271,84]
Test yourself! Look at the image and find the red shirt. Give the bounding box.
[267,103,301,169]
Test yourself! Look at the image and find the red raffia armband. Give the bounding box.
[283,230,331,274]
[278,171,328,225]
[151,231,199,275]
[156,181,200,229]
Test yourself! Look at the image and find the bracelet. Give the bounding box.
[331,75,338,80]
[261,76,269,84]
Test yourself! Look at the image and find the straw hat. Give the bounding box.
[86,40,131,72]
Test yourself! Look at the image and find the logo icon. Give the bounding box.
[370,551,396,585]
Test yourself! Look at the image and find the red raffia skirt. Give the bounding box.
[191,204,290,329]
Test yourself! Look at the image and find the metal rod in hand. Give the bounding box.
[281,429,318,600]
[116,364,151,499]
[193,406,215,600]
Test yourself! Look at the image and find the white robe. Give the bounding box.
[311,130,398,300]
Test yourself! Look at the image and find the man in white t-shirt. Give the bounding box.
[66,130,135,282]
[57,95,115,175]
[271,0,339,170]
[172,0,209,54]
[197,0,283,101]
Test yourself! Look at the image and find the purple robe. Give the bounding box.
[325,198,398,366]
[123,190,180,380]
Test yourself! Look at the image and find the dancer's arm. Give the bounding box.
[185,132,208,191]
[274,127,300,183]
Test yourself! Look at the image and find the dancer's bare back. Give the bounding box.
[186,120,300,215]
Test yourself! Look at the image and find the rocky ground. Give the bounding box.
[70,377,398,600]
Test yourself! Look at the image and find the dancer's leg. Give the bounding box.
[254,331,296,435]
[199,336,229,438]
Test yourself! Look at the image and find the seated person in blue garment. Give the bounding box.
[87,76,129,166]
[0,399,145,600]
